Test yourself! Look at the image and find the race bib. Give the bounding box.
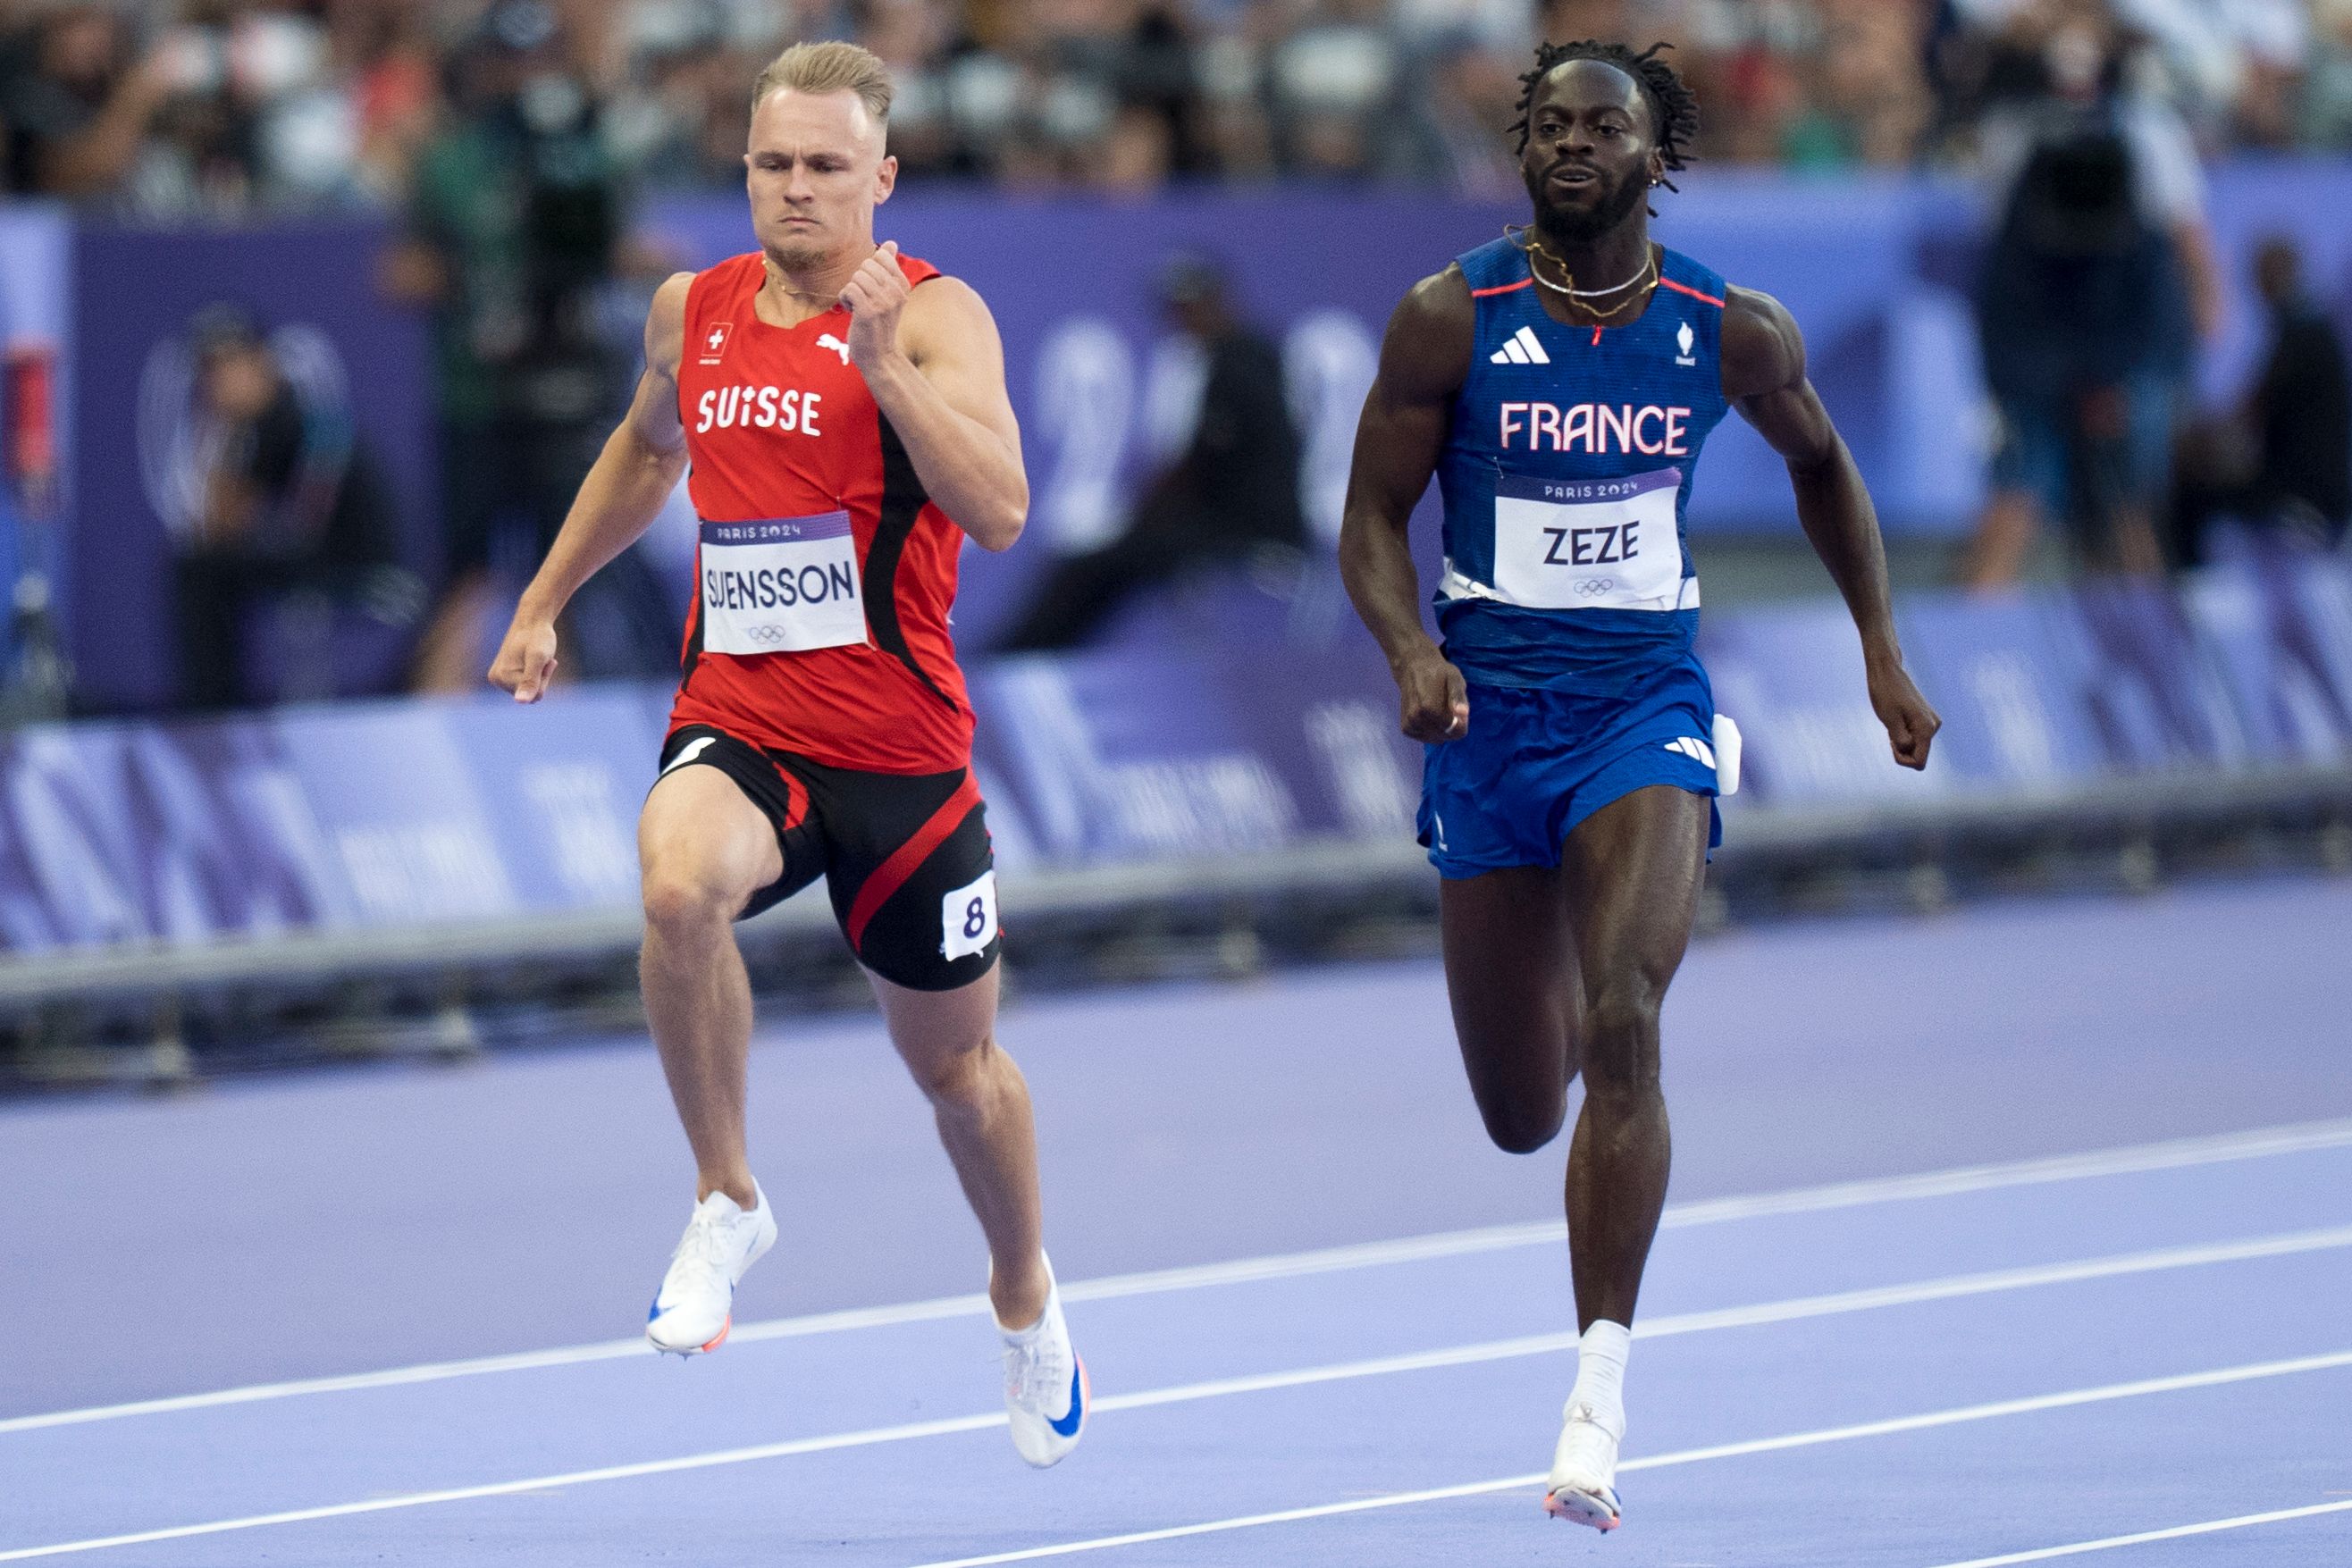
[699,512,867,655]
[942,869,998,961]
[1491,469,1685,610]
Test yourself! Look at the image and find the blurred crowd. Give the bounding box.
[3,0,2349,212]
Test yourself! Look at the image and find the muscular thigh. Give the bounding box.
[1560,784,1710,1075]
[797,760,1001,993]
[1440,865,1582,1128]
[640,753,787,913]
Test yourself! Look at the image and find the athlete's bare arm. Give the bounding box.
[1721,285,1941,771]
[840,241,1026,552]
[488,272,695,703]
[1340,265,1475,744]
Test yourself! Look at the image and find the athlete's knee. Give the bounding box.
[904,1032,1004,1110]
[639,857,746,935]
[1579,984,1664,1098]
[1475,1091,1567,1155]
[1483,1107,1566,1155]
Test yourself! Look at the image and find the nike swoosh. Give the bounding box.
[1048,1361,1085,1438]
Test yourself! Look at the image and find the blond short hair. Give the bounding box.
[751,40,893,126]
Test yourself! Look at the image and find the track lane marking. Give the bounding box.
[11,1116,2351,1436]
[4,1226,2349,1561]
[904,1353,2352,1568]
[1922,1497,2352,1566]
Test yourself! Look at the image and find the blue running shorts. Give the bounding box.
[1417,662,1724,879]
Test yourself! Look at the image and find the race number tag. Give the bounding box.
[1492,469,1684,610]
[942,869,999,961]
[699,511,866,655]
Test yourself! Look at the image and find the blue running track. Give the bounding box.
[3,877,2348,1565]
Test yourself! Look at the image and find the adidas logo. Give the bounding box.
[1664,735,1717,769]
[1490,325,1550,365]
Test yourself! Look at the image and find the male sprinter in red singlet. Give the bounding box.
[1341,42,1938,1531]
[487,40,1084,1467]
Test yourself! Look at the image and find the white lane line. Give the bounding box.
[903,1352,2352,1568]
[1654,1116,2352,1228]
[4,1227,2348,1563]
[10,1115,2351,1437]
[1091,1224,2352,1415]
[0,1409,1009,1564]
[1923,1498,2352,1567]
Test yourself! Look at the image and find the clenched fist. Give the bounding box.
[488,614,559,703]
[840,239,910,370]
[1867,655,1940,771]
[1393,645,1471,744]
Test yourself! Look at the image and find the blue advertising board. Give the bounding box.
[7,563,2348,957]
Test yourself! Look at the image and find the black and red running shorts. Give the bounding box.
[655,725,1001,991]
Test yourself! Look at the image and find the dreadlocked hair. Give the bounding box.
[1510,39,1699,196]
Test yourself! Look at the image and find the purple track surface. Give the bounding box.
[4,877,2349,1565]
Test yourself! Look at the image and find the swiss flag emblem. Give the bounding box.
[699,322,733,364]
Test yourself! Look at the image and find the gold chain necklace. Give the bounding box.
[1511,230,1659,324]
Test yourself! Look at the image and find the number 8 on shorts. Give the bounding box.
[943,870,999,960]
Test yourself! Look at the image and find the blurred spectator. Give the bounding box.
[0,4,174,200]
[607,0,794,189]
[387,0,668,692]
[170,305,402,711]
[1810,0,1932,165]
[341,1,442,199]
[0,4,376,214]
[1267,0,1405,178]
[2306,0,2352,147]
[996,254,1305,652]
[1962,2,2208,587]
[1395,35,1525,196]
[2169,236,2352,567]
[960,0,1214,188]
[4,1,2347,208]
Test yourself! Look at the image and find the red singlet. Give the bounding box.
[668,249,973,774]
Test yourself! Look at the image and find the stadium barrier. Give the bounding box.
[4,553,2348,1043]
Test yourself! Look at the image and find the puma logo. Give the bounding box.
[815,333,851,365]
[661,736,718,774]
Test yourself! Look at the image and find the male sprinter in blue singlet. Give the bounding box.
[1340,41,1940,1533]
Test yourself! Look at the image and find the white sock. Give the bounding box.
[997,1304,1049,1343]
[1567,1320,1632,1438]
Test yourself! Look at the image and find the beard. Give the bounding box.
[769,235,829,272]
[1525,162,1649,245]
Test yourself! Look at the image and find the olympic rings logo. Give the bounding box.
[1574,578,1615,597]
[744,624,795,647]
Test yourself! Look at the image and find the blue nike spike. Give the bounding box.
[1047,1361,1086,1438]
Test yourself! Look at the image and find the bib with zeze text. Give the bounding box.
[699,512,867,655]
[1491,468,1685,611]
